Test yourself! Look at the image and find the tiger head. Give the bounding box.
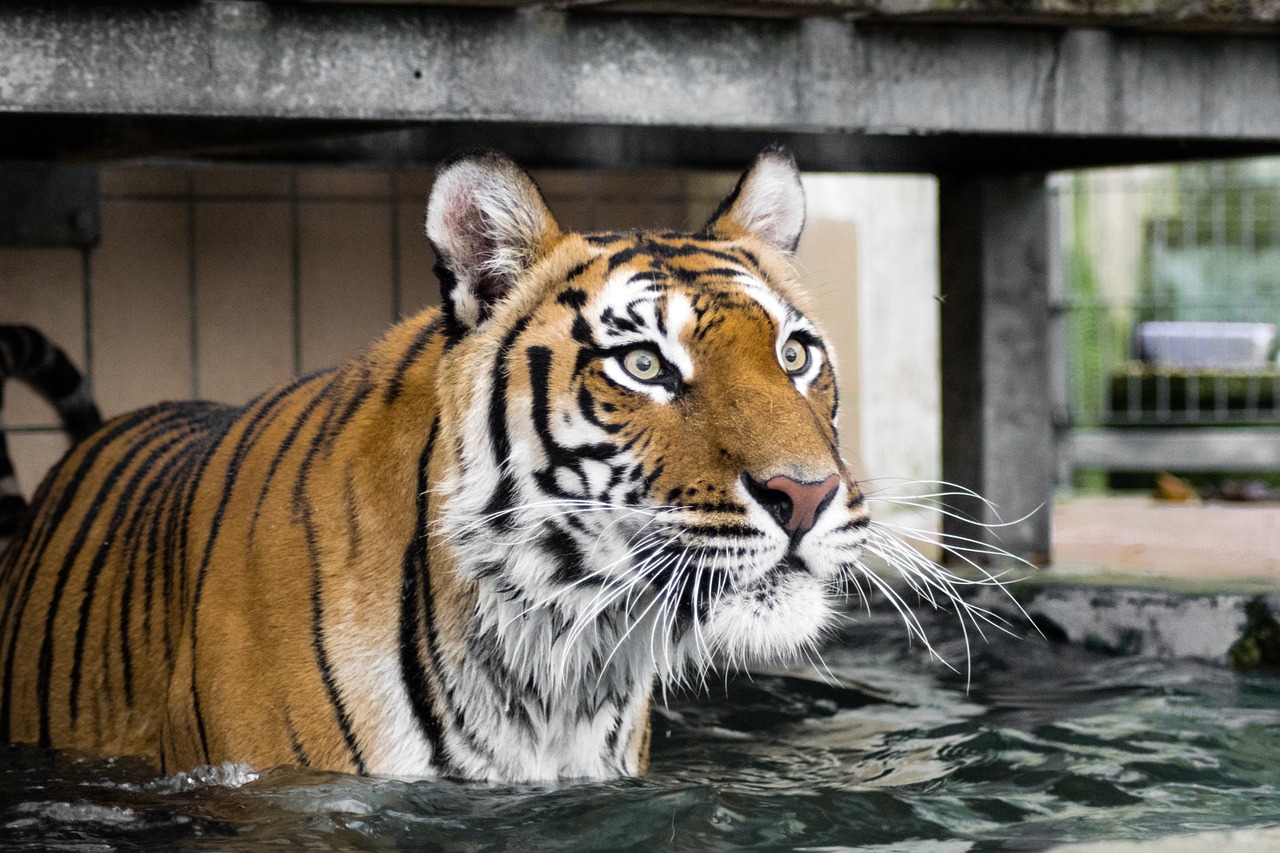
[427,147,869,683]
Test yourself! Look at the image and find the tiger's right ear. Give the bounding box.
[425,151,561,329]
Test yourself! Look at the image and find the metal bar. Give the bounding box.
[187,172,201,399]
[1245,375,1261,420]
[389,170,402,323]
[2,425,66,434]
[5,5,1280,142]
[1065,427,1280,471]
[290,170,302,377]
[80,246,94,395]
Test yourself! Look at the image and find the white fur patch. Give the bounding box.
[732,153,806,252]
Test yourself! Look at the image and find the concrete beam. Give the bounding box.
[5,115,1276,172]
[5,4,1280,145]
[939,173,1054,564]
[369,0,1280,35]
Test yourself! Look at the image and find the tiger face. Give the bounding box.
[431,147,869,687]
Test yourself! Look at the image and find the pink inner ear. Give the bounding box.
[440,179,492,263]
[439,180,512,320]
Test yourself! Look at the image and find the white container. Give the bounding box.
[1134,321,1276,371]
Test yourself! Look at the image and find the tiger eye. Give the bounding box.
[623,348,663,382]
[781,338,808,374]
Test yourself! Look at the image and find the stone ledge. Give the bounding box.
[976,575,1280,667]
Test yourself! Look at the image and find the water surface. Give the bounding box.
[2,607,1278,852]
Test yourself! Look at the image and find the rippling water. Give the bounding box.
[3,607,1278,852]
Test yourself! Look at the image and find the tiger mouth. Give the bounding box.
[772,553,812,576]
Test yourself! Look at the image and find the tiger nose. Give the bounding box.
[743,473,841,537]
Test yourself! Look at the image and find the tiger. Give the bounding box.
[0,146,871,783]
[0,326,103,548]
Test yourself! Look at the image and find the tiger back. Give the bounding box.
[0,148,870,782]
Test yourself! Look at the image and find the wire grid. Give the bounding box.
[1050,161,1280,428]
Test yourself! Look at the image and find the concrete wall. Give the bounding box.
[803,174,941,496]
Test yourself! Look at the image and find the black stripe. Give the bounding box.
[556,286,588,306]
[31,408,193,745]
[186,380,309,761]
[284,709,310,766]
[605,712,624,756]
[269,375,369,773]
[576,385,622,435]
[341,464,362,562]
[119,427,202,705]
[571,315,594,346]
[285,379,369,773]
[399,418,450,770]
[678,522,759,538]
[247,373,338,543]
[695,266,749,279]
[70,429,192,721]
[834,514,871,532]
[541,523,593,586]
[173,405,242,619]
[481,314,533,530]
[167,404,242,762]
[289,369,376,528]
[304,491,368,775]
[408,452,502,772]
[488,315,533,467]
[0,406,174,741]
[154,436,208,666]
[384,315,444,404]
[527,346,619,475]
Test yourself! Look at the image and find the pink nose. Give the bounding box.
[762,474,841,534]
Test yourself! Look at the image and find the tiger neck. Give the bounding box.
[430,575,658,782]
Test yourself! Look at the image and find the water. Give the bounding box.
[2,608,1278,852]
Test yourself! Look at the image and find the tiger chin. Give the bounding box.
[0,146,869,784]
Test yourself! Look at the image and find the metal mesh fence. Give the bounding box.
[1051,161,1280,431]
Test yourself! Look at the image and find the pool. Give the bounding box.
[2,603,1277,852]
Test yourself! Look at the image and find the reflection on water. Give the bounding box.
[2,608,1278,852]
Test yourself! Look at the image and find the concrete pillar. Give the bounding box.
[938,173,1053,564]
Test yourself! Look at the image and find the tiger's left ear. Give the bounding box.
[426,150,561,329]
[702,145,806,254]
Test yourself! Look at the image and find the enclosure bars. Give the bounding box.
[1050,166,1280,480]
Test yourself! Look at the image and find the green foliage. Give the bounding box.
[1229,597,1280,670]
